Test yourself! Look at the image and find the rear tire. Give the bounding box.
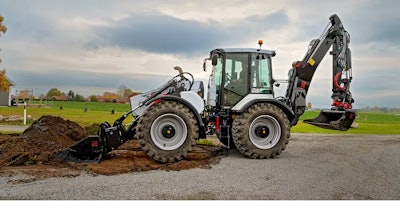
[232,103,290,159]
[137,100,198,163]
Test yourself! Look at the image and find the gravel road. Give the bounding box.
[0,124,28,132]
[1,133,400,200]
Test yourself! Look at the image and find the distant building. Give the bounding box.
[50,95,68,101]
[117,98,130,104]
[307,102,313,111]
[87,95,105,102]
[87,95,130,103]
[0,75,15,106]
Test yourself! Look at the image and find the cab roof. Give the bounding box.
[211,48,276,57]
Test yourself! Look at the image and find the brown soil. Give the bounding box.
[0,115,223,184]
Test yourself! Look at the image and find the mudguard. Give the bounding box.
[145,94,207,139]
[231,94,296,124]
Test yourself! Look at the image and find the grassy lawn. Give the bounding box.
[1,102,400,134]
[292,110,400,134]
[0,101,132,127]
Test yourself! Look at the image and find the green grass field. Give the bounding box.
[292,110,400,134]
[0,101,132,127]
[1,101,400,134]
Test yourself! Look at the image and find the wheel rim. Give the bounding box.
[150,113,188,151]
[249,115,281,149]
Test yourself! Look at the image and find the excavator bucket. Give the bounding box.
[303,110,356,131]
[67,135,103,161]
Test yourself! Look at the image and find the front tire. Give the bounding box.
[232,103,290,159]
[137,100,198,163]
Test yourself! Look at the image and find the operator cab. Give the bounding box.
[205,48,276,108]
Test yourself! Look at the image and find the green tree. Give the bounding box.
[46,88,63,98]
[89,95,98,102]
[67,90,75,100]
[74,94,85,102]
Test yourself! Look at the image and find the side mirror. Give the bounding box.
[203,59,207,72]
[211,54,218,66]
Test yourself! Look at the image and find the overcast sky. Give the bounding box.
[1,0,399,108]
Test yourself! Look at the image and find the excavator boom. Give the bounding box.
[284,14,356,130]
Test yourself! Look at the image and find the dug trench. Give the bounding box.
[0,115,224,184]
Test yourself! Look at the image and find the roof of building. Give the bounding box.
[1,74,15,87]
[50,95,68,101]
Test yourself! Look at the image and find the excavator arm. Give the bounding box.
[284,14,356,130]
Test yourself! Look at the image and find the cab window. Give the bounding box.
[223,53,249,106]
[250,53,272,94]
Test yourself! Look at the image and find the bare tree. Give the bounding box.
[0,15,6,36]
[0,70,9,92]
[0,15,8,92]
[117,85,134,98]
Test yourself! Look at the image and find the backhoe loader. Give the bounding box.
[68,14,356,163]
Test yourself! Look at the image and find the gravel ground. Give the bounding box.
[0,124,28,132]
[1,133,400,200]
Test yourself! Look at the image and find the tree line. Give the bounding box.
[16,85,138,102]
[361,106,400,113]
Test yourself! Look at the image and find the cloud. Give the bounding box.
[89,10,289,55]
[348,15,400,47]
[89,13,223,55]
[9,69,175,96]
[339,0,400,45]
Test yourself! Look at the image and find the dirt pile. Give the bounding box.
[0,115,88,166]
[0,115,223,184]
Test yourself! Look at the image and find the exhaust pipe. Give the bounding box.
[303,109,356,131]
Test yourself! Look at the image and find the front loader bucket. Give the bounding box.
[67,135,103,161]
[303,110,356,131]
